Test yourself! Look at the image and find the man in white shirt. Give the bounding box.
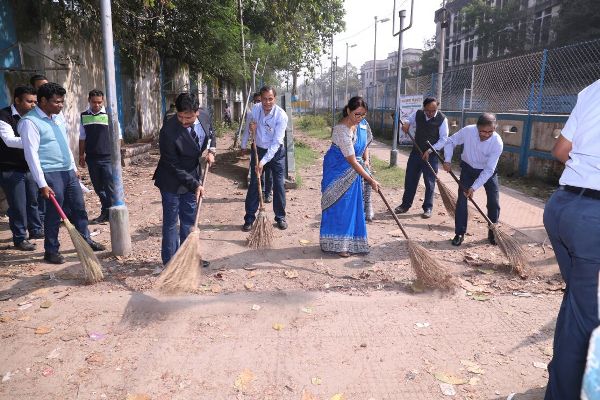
[542,79,600,400]
[18,82,105,264]
[442,113,503,246]
[395,97,448,218]
[241,86,289,231]
[0,85,43,250]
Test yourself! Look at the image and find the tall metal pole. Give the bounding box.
[436,0,447,103]
[390,0,414,167]
[345,43,349,104]
[333,56,338,117]
[100,0,131,256]
[373,16,378,91]
[330,40,335,127]
[390,11,406,167]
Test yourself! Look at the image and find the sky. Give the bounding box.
[320,0,440,73]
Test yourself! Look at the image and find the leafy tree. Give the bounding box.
[554,0,600,45]
[419,36,439,75]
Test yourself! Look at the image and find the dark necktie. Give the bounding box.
[188,126,199,148]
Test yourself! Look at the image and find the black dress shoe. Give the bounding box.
[202,260,210,268]
[15,240,36,251]
[488,229,497,245]
[394,205,409,214]
[44,252,65,264]
[276,219,288,230]
[28,231,45,240]
[451,234,464,246]
[92,212,109,224]
[87,240,106,251]
[242,222,253,232]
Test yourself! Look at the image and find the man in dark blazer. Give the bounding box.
[153,93,216,266]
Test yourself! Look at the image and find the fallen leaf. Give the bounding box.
[284,270,299,279]
[35,326,52,335]
[299,239,311,245]
[311,377,322,385]
[234,369,254,392]
[330,394,344,400]
[247,271,257,278]
[301,389,319,400]
[40,300,52,309]
[471,292,491,301]
[251,304,261,311]
[272,323,284,331]
[434,372,468,385]
[460,360,485,375]
[126,395,151,400]
[244,282,255,290]
[440,383,456,396]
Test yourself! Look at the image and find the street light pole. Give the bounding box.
[100,0,131,256]
[373,17,389,114]
[390,0,414,167]
[345,42,356,105]
[436,0,448,103]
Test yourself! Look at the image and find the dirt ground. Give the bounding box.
[0,127,562,399]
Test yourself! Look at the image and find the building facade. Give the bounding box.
[360,48,423,90]
[439,0,562,69]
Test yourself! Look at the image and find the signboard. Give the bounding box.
[398,94,423,146]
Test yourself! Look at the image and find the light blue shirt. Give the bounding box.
[241,103,288,166]
[444,124,503,191]
[406,110,449,151]
[190,118,207,148]
[559,79,600,190]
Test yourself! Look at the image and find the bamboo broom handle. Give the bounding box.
[398,120,440,178]
[251,133,265,210]
[48,194,68,221]
[377,189,410,241]
[427,142,494,227]
[193,161,210,228]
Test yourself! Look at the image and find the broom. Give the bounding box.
[400,123,457,217]
[155,163,210,294]
[246,133,273,249]
[48,194,103,284]
[378,189,456,291]
[427,142,529,278]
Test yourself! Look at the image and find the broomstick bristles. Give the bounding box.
[247,209,273,249]
[64,220,104,284]
[407,239,456,291]
[491,224,529,278]
[156,230,202,294]
[437,179,457,218]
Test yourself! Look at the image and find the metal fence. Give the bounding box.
[403,38,600,114]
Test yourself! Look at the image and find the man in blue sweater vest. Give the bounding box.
[78,89,119,224]
[18,82,105,264]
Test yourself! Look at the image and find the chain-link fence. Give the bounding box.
[403,38,600,114]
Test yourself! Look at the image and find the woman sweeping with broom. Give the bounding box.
[320,96,380,257]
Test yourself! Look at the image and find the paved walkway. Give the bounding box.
[369,141,549,243]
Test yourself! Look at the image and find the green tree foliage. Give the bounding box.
[419,36,439,75]
[24,0,345,87]
[554,0,600,45]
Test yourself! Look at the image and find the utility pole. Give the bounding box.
[330,40,335,127]
[333,56,338,117]
[100,0,131,256]
[373,17,390,113]
[436,0,448,103]
[345,42,356,104]
[390,0,414,167]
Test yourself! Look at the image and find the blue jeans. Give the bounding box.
[455,161,499,235]
[160,190,197,265]
[262,168,273,196]
[400,148,438,211]
[44,170,91,254]
[0,170,43,244]
[86,156,115,214]
[543,188,600,400]
[244,145,286,225]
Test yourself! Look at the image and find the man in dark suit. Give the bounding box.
[0,85,44,251]
[153,93,216,266]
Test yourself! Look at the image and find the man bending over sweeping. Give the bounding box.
[442,113,503,247]
[153,93,216,266]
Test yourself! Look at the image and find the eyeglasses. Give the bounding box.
[352,112,366,118]
[479,129,494,135]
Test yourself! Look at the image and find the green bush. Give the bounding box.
[297,115,329,131]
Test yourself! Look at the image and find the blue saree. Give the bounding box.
[320,120,371,254]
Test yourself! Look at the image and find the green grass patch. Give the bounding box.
[370,155,405,188]
[296,115,331,140]
[294,140,319,188]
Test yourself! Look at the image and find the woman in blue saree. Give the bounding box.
[320,96,380,257]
